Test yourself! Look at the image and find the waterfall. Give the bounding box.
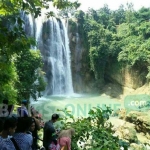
[23,14,74,95]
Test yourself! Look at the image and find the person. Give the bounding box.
[43,114,59,150]
[27,118,37,150]
[58,128,75,150]
[0,116,18,150]
[17,100,29,117]
[30,108,41,150]
[13,117,33,150]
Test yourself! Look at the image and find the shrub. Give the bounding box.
[58,106,129,150]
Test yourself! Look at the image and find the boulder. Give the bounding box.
[113,123,138,143]
[125,111,150,134]
[137,133,150,146]
[129,143,147,150]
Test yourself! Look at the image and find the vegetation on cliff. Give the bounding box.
[69,4,150,89]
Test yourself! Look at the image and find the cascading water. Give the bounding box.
[43,17,73,95]
[23,13,74,95]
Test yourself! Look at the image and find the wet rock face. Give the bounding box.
[105,62,147,90]
[68,22,96,93]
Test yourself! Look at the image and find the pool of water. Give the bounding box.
[31,94,124,121]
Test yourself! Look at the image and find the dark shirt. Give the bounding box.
[43,121,57,150]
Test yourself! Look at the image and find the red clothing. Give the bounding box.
[59,137,71,150]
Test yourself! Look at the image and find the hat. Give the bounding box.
[21,100,28,105]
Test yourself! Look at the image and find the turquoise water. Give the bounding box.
[31,94,124,121]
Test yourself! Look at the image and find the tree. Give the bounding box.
[135,7,150,23]
[112,5,126,25]
[15,50,46,102]
[125,3,136,23]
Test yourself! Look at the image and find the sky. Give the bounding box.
[77,0,150,11]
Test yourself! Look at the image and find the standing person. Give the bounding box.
[30,108,41,150]
[58,128,75,150]
[43,114,59,150]
[13,117,33,150]
[0,116,18,150]
[17,100,29,117]
[28,118,38,150]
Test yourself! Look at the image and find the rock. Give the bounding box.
[105,62,147,89]
[137,133,150,146]
[125,111,150,134]
[125,111,147,122]
[113,123,138,143]
[129,143,147,150]
[118,108,126,119]
[146,133,150,140]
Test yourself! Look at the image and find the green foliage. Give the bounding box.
[118,21,150,68]
[112,5,126,25]
[58,107,129,150]
[0,0,80,18]
[125,3,136,23]
[68,19,76,32]
[135,7,150,23]
[15,50,46,101]
[138,22,150,39]
[53,0,80,10]
[57,1,81,17]
[70,4,150,87]
[87,22,110,82]
[0,62,17,104]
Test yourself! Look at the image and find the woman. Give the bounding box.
[58,128,75,150]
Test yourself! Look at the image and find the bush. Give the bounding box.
[58,106,129,150]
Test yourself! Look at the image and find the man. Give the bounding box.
[13,117,33,150]
[43,114,59,150]
[17,100,29,117]
[0,116,18,150]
